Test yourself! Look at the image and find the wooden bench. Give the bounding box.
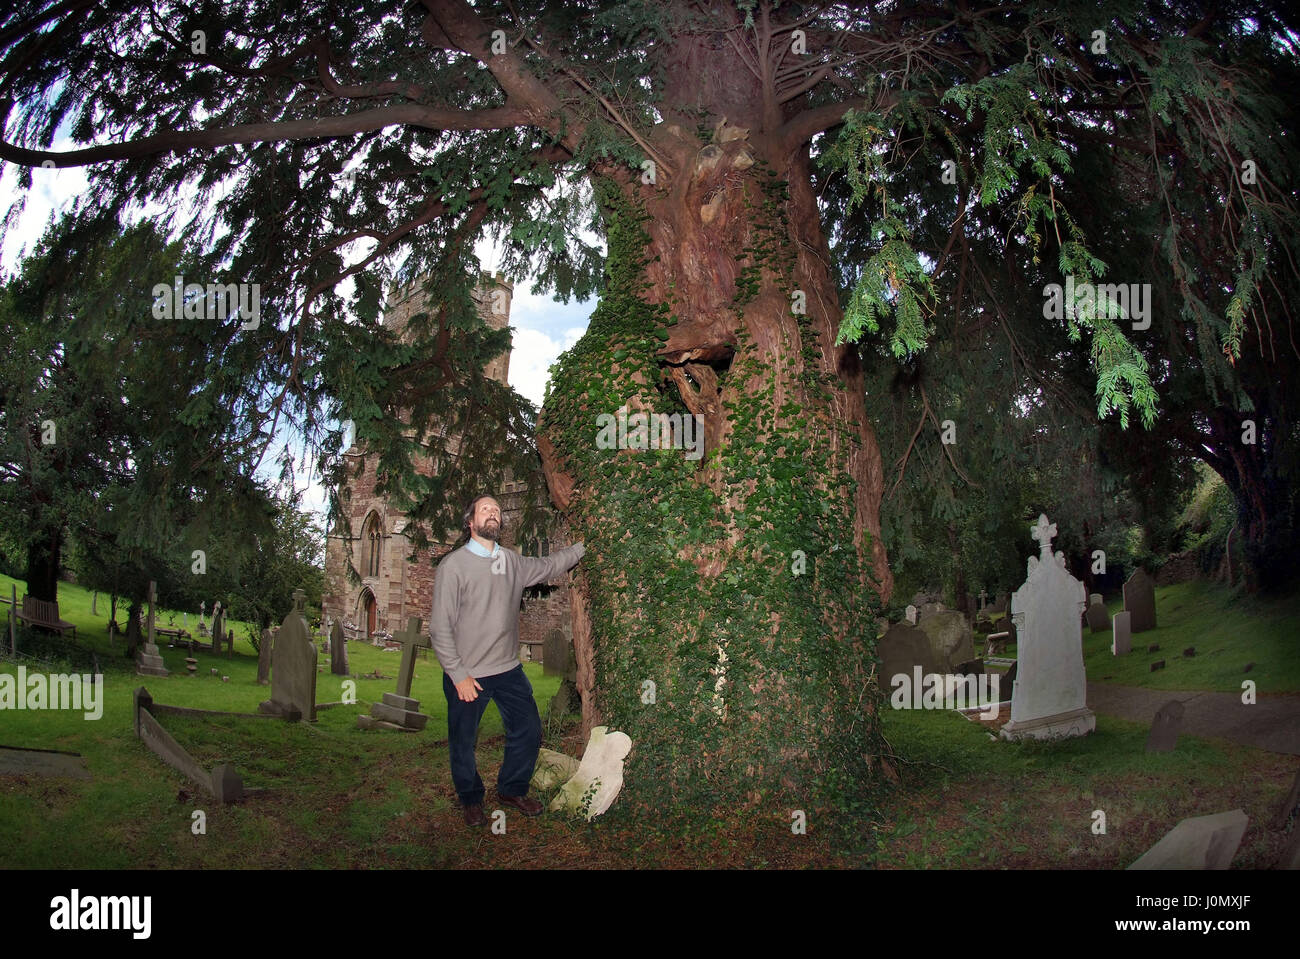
[15,597,77,639]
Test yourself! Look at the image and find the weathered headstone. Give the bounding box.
[1146,699,1184,753]
[549,726,633,820]
[879,622,945,686]
[904,604,918,626]
[330,621,348,676]
[1123,568,1157,633]
[978,589,989,613]
[257,628,273,685]
[1150,660,1166,671]
[1084,597,1110,634]
[1127,810,1249,870]
[543,629,577,682]
[915,610,976,672]
[1111,611,1132,656]
[135,581,169,677]
[258,590,317,722]
[999,515,1095,741]
[358,616,429,731]
[1182,647,1196,658]
[531,748,581,791]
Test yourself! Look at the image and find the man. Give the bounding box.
[430,493,585,827]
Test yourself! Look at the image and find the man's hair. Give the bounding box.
[462,494,501,536]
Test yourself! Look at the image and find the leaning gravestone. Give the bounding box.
[1146,699,1185,753]
[549,726,633,820]
[915,610,975,673]
[1000,515,1095,741]
[257,628,273,685]
[1128,809,1249,870]
[358,617,430,731]
[1111,611,1132,656]
[1084,596,1110,634]
[1124,568,1158,633]
[878,622,945,686]
[258,590,317,722]
[330,621,348,676]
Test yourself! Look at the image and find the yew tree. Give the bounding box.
[3,0,1296,821]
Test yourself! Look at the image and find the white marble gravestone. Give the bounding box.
[1000,515,1096,741]
[549,726,633,820]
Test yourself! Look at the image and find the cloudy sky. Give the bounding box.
[1,158,595,516]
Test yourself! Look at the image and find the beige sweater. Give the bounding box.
[430,541,585,684]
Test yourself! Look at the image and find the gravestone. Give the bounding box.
[258,590,317,722]
[135,581,169,677]
[1084,597,1110,634]
[915,610,976,672]
[549,726,633,820]
[210,604,224,653]
[543,629,577,682]
[531,748,581,792]
[1123,568,1157,633]
[1128,810,1249,870]
[978,589,988,613]
[904,604,918,626]
[92,592,98,616]
[918,600,946,621]
[330,621,348,676]
[991,593,1009,615]
[878,622,945,686]
[1146,699,1184,753]
[1111,611,1131,655]
[358,616,429,731]
[999,515,1095,741]
[257,628,273,685]
[974,615,995,634]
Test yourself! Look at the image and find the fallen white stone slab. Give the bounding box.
[1128,809,1249,870]
[549,726,632,820]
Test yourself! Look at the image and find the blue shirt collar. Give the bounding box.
[465,537,501,558]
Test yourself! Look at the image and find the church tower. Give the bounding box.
[321,272,572,650]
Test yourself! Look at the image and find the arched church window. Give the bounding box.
[362,512,382,578]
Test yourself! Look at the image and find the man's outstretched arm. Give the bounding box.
[516,542,586,588]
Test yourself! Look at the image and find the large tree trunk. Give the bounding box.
[539,108,895,817]
[25,527,61,603]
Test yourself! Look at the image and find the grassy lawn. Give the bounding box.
[2,573,1297,868]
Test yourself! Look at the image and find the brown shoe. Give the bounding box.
[462,803,487,827]
[496,792,543,817]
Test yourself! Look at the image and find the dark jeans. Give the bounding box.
[442,664,542,807]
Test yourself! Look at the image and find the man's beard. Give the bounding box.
[476,518,501,542]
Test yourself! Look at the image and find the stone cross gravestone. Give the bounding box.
[257,628,273,685]
[359,617,429,731]
[258,590,317,722]
[330,621,348,676]
[999,514,1095,741]
[1146,699,1185,753]
[1123,568,1158,633]
[1112,611,1132,656]
[135,581,169,677]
